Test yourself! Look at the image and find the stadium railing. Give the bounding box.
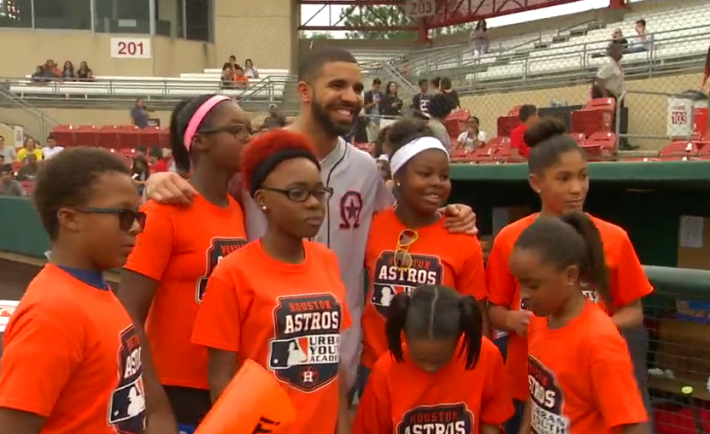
[397,24,708,89]
[2,74,293,106]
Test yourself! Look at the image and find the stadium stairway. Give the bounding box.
[0,87,59,141]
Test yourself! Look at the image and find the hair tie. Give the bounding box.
[183,95,231,150]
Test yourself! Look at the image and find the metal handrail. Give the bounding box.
[409,23,710,76]
[391,16,602,74]
[5,76,294,90]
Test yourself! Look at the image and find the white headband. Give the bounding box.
[389,136,450,175]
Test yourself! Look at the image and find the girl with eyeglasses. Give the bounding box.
[511,211,649,434]
[118,94,251,433]
[354,285,512,434]
[359,118,488,398]
[0,148,146,434]
[191,129,351,434]
[486,119,653,434]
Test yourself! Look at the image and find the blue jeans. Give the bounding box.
[504,399,526,434]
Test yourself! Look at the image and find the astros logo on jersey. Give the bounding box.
[371,251,443,317]
[397,403,473,434]
[528,355,570,434]
[267,293,343,392]
[108,325,146,434]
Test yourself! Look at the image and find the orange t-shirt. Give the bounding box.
[191,240,351,434]
[353,338,513,434]
[361,208,487,368]
[124,194,247,390]
[486,213,653,401]
[0,265,146,434]
[527,302,647,433]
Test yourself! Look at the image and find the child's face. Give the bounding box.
[509,247,575,317]
[67,172,143,270]
[406,336,457,373]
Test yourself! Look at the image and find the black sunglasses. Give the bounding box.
[261,186,334,203]
[73,207,146,232]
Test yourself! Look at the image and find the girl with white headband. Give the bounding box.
[358,118,490,396]
[118,94,251,433]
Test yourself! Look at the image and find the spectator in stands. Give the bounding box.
[220,64,235,89]
[233,66,249,89]
[76,61,94,81]
[593,43,624,101]
[31,65,47,83]
[131,154,149,197]
[131,99,150,129]
[364,78,383,142]
[16,154,39,181]
[263,104,288,130]
[244,58,259,79]
[432,76,441,93]
[41,134,64,160]
[411,78,431,114]
[456,116,487,150]
[148,146,168,173]
[627,19,653,53]
[380,81,403,117]
[510,104,538,159]
[470,19,490,55]
[0,164,23,197]
[373,125,392,160]
[61,61,76,81]
[0,135,16,162]
[427,93,457,150]
[611,28,628,50]
[17,137,43,162]
[42,59,61,80]
[227,54,241,70]
[440,77,460,108]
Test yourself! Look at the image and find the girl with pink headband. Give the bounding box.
[118,94,252,434]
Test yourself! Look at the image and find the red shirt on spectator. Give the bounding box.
[151,159,168,173]
[510,124,529,158]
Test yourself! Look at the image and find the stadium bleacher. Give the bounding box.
[8,68,290,102]
[396,1,709,86]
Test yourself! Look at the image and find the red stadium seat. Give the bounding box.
[497,115,520,139]
[659,141,698,158]
[444,110,470,139]
[138,126,161,148]
[584,132,617,160]
[52,125,75,147]
[696,143,710,160]
[568,133,586,146]
[75,125,98,147]
[158,128,170,148]
[118,125,141,148]
[571,98,616,138]
[97,125,121,149]
[11,162,22,172]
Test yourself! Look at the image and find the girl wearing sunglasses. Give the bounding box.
[359,118,488,398]
[354,285,513,434]
[192,129,351,434]
[118,94,251,433]
[511,212,649,434]
[486,119,653,434]
[0,148,146,434]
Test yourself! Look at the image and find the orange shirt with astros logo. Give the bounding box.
[191,240,351,434]
[486,213,653,401]
[527,302,647,434]
[362,207,487,369]
[0,265,146,434]
[124,194,247,390]
[354,338,513,434]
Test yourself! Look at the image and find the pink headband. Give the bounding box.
[183,95,231,149]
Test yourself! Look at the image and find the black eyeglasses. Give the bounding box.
[261,186,334,203]
[200,124,251,141]
[73,207,146,232]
